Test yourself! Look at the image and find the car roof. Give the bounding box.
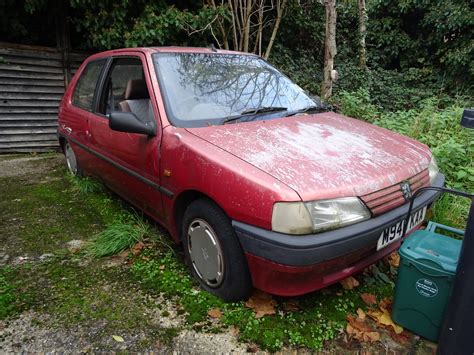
[87,46,257,60]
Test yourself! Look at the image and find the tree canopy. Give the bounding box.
[1,0,472,101]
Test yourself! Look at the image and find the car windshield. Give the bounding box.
[153,52,320,128]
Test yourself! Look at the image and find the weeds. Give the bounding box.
[67,174,103,194]
[0,270,17,319]
[88,213,153,257]
[336,92,473,228]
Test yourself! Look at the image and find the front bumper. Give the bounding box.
[233,174,445,296]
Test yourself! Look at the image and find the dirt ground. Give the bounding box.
[0,153,252,353]
[0,154,438,353]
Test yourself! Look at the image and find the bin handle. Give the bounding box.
[407,257,455,278]
[403,186,474,239]
[426,221,465,237]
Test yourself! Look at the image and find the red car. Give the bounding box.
[58,47,443,301]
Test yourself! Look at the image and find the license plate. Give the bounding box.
[376,207,427,251]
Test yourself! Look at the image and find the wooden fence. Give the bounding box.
[0,43,88,153]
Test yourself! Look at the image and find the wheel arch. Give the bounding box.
[58,136,66,153]
[173,189,228,243]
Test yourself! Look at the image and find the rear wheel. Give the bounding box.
[64,141,81,176]
[182,198,253,301]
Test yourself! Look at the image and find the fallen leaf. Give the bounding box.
[386,251,400,267]
[245,290,277,318]
[379,297,393,312]
[389,328,412,345]
[112,335,124,342]
[346,314,380,343]
[347,314,374,333]
[131,241,145,256]
[247,344,259,353]
[363,331,380,342]
[361,293,377,306]
[357,308,366,321]
[159,264,165,270]
[340,276,360,290]
[207,308,222,319]
[367,308,403,334]
[282,300,300,312]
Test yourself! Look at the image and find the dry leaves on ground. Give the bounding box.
[379,297,393,312]
[367,308,403,334]
[112,335,124,342]
[346,314,380,343]
[367,297,403,334]
[207,308,223,319]
[346,296,410,345]
[282,300,300,312]
[340,276,360,290]
[386,251,400,267]
[360,293,377,306]
[388,328,412,345]
[131,241,146,256]
[357,308,366,321]
[245,290,277,318]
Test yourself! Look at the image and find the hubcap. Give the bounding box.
[187,219,224,288]
[65,143,78,175]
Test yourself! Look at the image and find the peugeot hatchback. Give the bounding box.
[58,47,444,301]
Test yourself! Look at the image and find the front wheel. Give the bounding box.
[182,198,252,301]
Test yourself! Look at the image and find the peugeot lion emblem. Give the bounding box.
[400,182,412,201]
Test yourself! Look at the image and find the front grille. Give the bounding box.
[361,169,430,216]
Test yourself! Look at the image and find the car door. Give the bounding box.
[87,53,165,221]
[60,58,107,173]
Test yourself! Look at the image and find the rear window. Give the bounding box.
[72,59,106,111]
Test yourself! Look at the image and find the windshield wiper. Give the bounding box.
[240,106,288,115]
[223,106,288,124]
[286,105,328,116]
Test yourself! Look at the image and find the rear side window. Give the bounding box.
[72,59,106,111]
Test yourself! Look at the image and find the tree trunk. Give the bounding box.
[263,0,287,60]
[321,0,337,100]
[358,0,367,68]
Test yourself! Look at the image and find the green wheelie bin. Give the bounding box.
[392,222,463,341]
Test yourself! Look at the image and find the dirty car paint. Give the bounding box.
[187,112,431,201]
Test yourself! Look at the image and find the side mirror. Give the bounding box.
[109,112,155,136]
[461,108,474,129]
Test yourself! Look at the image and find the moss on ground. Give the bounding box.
[0,154,436,352]
[0,162,126,258]
[1,255,180,349]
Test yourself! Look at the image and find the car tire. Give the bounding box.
[182,198,253,301]
[64,141,82,176]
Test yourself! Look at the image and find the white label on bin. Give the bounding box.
[416,278,439,298]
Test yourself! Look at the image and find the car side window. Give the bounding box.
[98,57,154,124]
[72,59,106,111]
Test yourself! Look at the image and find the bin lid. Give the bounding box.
[400,230,462,274]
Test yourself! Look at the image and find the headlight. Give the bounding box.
[271,197,371,235]
[428,155,439,184]
[305,197,371,233]
[272,202,313,235]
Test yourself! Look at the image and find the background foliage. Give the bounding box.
[1,0,472,209]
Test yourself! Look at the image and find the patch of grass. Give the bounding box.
[67,175,104,194]
[0,268,20,319]
[88,214,153,257]
[430,194,470,231]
